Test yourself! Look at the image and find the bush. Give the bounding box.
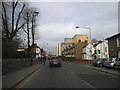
[2,38,18,59]
[15,51,30,58]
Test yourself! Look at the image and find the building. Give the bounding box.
[56,43,74,57]
[83,41,109,60]
[56,34,90,58]
[61,43,75,57]
[92,41,109,59]
[83,44,95,60]
[105,33,120,58]
[56,43,62,56]
[30,43,41,58]
[64,34,90,44]
[74,41,88,59]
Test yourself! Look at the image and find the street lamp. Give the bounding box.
[75,26,92,59]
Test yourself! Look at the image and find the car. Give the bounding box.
[115,60,120,70]
[92,58,101,66]
[103,58,120,69]
[92,58,108,67]
[49,57,62,67]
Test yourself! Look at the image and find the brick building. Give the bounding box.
[105,33,120,58]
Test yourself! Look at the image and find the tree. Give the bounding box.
[22,7,39,48]
[2,1,25,41]
[2,1,26,58]
[30,9,39,46]
[22,8,31,48]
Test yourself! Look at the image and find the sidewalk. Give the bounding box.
[2,63,43,88]
[80,63,119,76]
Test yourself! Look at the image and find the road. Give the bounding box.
[18,61,119,88]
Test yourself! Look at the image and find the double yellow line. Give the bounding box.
[15,66,44,89]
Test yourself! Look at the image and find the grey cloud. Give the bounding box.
[30,2,118,54]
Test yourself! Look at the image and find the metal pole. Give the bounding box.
[89,28,92,60]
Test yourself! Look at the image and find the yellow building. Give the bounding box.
[64,34,90,44]
[61,34,91,59]
[74,41,88,60]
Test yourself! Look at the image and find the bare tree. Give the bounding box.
[30,9,39,45]
[22,8,31,48]
[22,7,39,48]
[2,1,26,41]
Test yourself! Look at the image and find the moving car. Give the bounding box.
[49,57,62,67]
[92,58,108,67]
[103,58,120,69]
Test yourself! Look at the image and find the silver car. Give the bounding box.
[103,58,120,69]
[92,58,108,67]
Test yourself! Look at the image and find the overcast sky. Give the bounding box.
[29,1,118,55]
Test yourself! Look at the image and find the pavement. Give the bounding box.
[2,63,44,88]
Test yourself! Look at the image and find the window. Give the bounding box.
[98,50,100,54]
[117,37,120,47]
[94,50,97,54]
[78,40,81,42]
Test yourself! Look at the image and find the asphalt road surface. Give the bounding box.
[19,61,119,89]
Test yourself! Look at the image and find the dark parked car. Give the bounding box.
[49,57,62,67]
[92,58,108,67]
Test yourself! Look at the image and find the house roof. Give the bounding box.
[93,40,103,47]
[105,33,120,40]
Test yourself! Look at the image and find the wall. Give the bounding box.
[83,44,94,60]
[95,42,109,59]
[75,42,87,60]
[2,58,41,75]
[108,38,118,57]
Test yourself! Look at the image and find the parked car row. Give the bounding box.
[92,58,120,70]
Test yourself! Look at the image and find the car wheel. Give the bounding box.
[49,65,52,67]
[99,64,103,67]
[113,65,118,70]
[59,64,61,67]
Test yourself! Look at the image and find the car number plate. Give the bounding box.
[54,62,58,64]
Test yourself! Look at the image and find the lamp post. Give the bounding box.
[75,26,92,60]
